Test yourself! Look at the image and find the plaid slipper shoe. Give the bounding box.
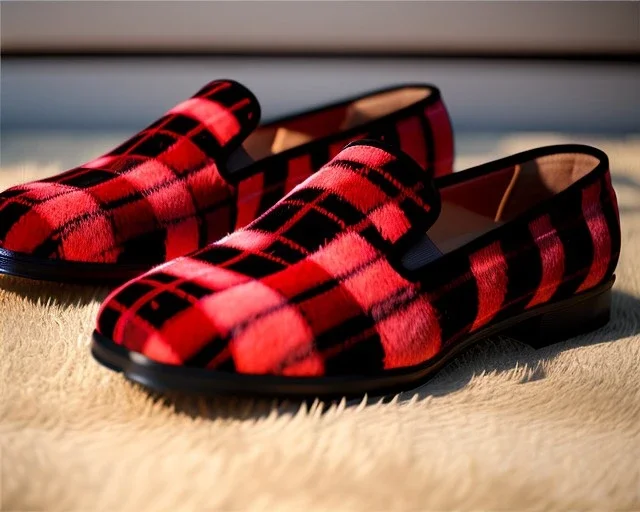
[91,139,620,397]
[0,80,453,283]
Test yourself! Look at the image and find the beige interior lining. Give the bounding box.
[242,88,432,160]
[336,88,431,133]
[430,203,505,254]
[428,153,600,254]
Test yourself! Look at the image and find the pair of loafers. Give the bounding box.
[0,80,620,397]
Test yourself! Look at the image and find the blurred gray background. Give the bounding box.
[1,1,639,168]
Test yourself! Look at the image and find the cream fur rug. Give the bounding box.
[1,133,639,511]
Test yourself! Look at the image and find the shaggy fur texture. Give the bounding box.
[0,81,453,267]
[1,133,638,511]
[96,141,619,377]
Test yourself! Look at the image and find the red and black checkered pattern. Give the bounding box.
[233,97,453,229]
[421,166,619,352]
[0,81,453,269]
[0,80,257,265]
[95,142,620,377]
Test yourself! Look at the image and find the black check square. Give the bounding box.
[163,114,200,136]
[61,169,114,188]
[266,240,305,264]
[225,253,286,279]
[197,246,243,266]
[383,158,420,187]
[282,208,341,252]
[252,203,301,233]
[117,229,167,265]
[190,129,223,159]
[0,202,30,240]
[176,281,214,300]
[319,193,364,226]
[113,281,155,308]
[97,306,120,340]
[287,187,323,204]
[137,291,192,328]
[145,271,180,285]
[366,169,400,198]
[205,84,243,105]
[131,133,177,158]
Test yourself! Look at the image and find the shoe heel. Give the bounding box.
[504,284,612,349]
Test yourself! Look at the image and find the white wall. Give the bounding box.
[2,1,638,133]
[2,1,639,55]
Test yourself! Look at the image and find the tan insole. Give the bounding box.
[243,88,432,160]
[270,128,315,154]
[405,153,602,266]
[429,201,503,254]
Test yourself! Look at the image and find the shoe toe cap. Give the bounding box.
[95,263,325,376]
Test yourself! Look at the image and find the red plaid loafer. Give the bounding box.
[0,80,453,282]
[91,139,620,397]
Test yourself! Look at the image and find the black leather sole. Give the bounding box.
[0,247,149,284]
[91,277,614,398]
